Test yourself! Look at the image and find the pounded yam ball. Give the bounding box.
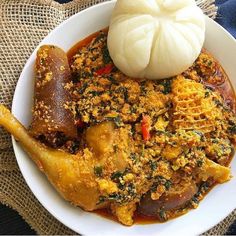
[107,0,205,80]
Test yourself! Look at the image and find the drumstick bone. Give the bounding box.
[0,104,106,211]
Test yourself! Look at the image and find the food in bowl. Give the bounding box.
[0,28,235,226]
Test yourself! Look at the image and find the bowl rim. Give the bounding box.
[11,1,236,235]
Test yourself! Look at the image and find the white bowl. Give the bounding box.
[11,1,236,235]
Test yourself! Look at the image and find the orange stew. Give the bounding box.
[65,29,236,225]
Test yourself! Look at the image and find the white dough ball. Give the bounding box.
[107,0,205,80]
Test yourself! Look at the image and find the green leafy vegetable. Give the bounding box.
[94,166,103,177]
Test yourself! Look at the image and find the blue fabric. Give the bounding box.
[216,0,236,38]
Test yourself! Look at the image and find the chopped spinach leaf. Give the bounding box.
[149,160,157,171]
[78,82,88,94]
[111,171,123,181]
[94,166,103,177]
[205,91,210,98]
[130,153,138,164]
[197,160,203,167]
[93,32,105,44]
[106,115,122,127]
[158,209,167,221]
[164,180,172,190]
[160,80,172,94]
[89,91,103,96]
[102,46,112,64]
[229,125,236,134]
[97,195,106,205]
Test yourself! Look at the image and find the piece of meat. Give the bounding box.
[111,203,137,226]
[0,105,105,211]
[138,180,198,217]
[198,158,231,183]
[29,45,77,147]
[85,121,129,171]
[85,121,115,157]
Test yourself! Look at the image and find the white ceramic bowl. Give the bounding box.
[11,1,236,235]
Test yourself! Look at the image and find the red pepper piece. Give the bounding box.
[96,64,113,75]
[141,115,151,141]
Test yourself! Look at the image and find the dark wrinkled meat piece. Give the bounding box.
[138,180,198,218]
[29,45,77,147]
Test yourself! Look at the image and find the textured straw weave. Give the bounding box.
[0,0,235,235]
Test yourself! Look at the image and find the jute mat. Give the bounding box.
[0,0,235,235]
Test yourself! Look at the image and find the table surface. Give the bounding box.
[1,0,236,235]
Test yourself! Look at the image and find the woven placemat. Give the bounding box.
[0,0,235,235]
